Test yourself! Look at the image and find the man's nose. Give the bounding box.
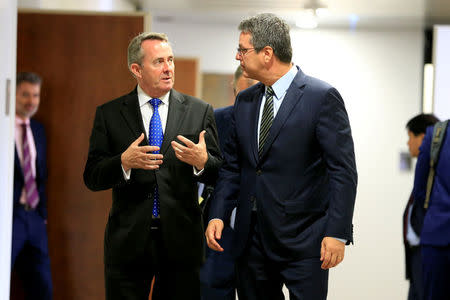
[163,61,172,72]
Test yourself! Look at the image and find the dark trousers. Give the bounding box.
[11,208,53,300]
[422,244,450,300]
[235,213,328,300]
[407,246,423,300]
[105,227,201,300]
[200,226,236,300]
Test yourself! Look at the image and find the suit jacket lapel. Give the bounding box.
[251,84,265,163]
[120,88,148,146]
[259,68,306,159]
[160,89,187,155]
[14,147,23,178]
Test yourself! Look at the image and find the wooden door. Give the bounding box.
[15,11,144,300]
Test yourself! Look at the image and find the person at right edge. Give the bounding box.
[206,13,357,300]
[412,118,450,300]
[404,114,439,300]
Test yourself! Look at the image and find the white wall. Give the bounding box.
[433,25,450,120]
[154,19,423,300]
[0,0,17,299]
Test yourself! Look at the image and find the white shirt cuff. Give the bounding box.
[333,237,347,244]
[121,165,131,180]
[193,166,204,176]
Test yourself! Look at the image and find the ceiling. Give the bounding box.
[132,0,450,29]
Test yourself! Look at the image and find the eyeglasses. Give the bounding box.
[236,47,255,56]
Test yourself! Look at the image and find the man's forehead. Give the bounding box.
[17,82,40,90]
[239,32,253,46]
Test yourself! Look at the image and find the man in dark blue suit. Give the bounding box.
[404,114,439,300]
[412,120,450,300]
[200,66,256,300]
[12,72,52,299]
[206,13,357,300]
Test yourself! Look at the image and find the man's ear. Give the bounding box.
[130,63,142,78]
[263,46,274,63]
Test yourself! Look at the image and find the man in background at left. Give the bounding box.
[12,72,52,299]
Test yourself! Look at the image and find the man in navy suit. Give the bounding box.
[412,120,450,300]
[206,13,357,300]
[12,72,52,299]
[200,66,256,300]
[404,114,439,300]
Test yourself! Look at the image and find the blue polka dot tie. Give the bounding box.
[149,98,163,217]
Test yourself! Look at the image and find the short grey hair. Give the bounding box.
[127,32,169,69]
[238,13,292,63]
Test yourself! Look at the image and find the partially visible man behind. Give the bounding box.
[200,66,257,300]
[412,118,450,300]
[403,114,439,300]
[12,72,53,299]
[83,32,221,300]
[206,13,357,300]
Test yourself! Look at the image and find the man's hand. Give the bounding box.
[121,133,163,171]
[320,237,345,269]
[205,219,224,252]
[171,130,208,170]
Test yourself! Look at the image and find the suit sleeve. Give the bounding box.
[316,88,357,243]
[83,106,126,191]
[36,122,49,219]
[208,101,241,222]
[195,103,222,186]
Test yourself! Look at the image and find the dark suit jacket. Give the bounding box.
[403,193,420,279]
[201,106,234,221]
[84,88,221,268]
[214,106,234,154]
[210,67,357,261]
[14,119,48,219]
[413,122,450,246]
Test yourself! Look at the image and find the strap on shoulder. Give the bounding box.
[424,120,449,209]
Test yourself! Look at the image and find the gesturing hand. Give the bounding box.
[320,237,345,269]
[121,133,163,171]
[171,130,208,170]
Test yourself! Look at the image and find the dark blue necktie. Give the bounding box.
[149,98,163,217]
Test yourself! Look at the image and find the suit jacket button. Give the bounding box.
[256,169,262,176]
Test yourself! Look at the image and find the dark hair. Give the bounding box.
[238,13,292,63]
[406,113,440,136]
[16,72,42,86]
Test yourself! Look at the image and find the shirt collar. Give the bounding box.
[267,65,298,100]
[137,85,170,107]
[15,116,30,126]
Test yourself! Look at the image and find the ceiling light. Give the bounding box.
[296,13,318,29]
[297,0,328,29]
